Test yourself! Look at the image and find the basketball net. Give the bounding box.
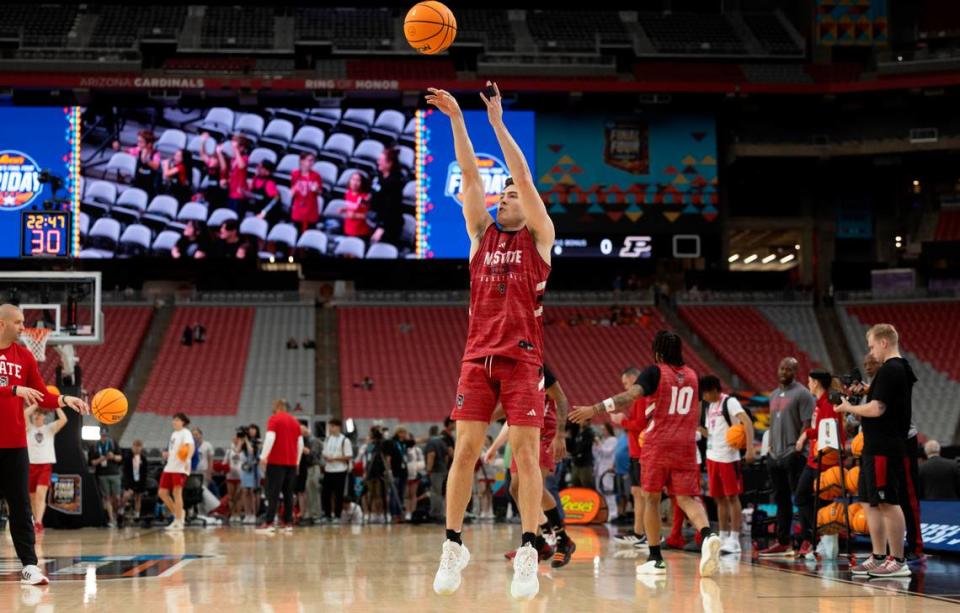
[20,328,52,362]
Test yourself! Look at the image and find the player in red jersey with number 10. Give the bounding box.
[426,82,555,601]
[571,331,722,578]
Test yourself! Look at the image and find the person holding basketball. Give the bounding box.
[24,401,68,533]
[427,82,555,600]
[0,304,89,585]
[159,412,195,531]
[570,331,722,578]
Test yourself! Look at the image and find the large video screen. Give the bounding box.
[76,106,416,260]
[0,107,80,258]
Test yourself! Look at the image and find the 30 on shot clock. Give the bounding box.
[21,211,71,257]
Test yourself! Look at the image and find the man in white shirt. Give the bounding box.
[701,376,755,554]
[159,413,195,531]
[322,419,353,523]
[24,401,67,533]
[192,428,216,495]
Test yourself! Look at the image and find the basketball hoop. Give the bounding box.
[21,328,52,362]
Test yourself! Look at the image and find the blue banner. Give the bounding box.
[0,107,78,258]
[418,109,535,259]
[920,500,960,554]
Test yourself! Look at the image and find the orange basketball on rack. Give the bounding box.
[817,501,845,534]
[92,388,128,424]
[851,432,864,457]
[819,448,839,467]
[404,1,457,55]
[725,423,747,450]
[847,503,869,534]
[817,466,843,500]
[845,466,860,495]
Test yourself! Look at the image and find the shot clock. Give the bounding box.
[21,211,71,257]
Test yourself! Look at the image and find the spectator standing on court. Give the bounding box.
[759,358,814,558]
[405,431,426,520]
[24,402,68,532]
[295,424,316,523]
[614,367,648,547]
[290,153,322,235]
[121,439,149,520]
[570,424,595,488]
[387,428,410,520]
[257,400,303,533]
[919,441,960,500]
[838,324,917,578]
[425,425,449,522]
[238,426,260,524]
[321,419,353,523]
[89,427,124,528]
[302,425,323,522]
[594,423,619,521]
[192,428,216,496]
[362,427,389,524]
[224,432,246,523]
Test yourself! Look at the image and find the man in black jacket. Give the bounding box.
[919,440,960,500]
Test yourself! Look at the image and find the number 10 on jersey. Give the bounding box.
[668,386,694,415]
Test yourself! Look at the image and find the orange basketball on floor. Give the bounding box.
[725,423,747,450]
[92,388,128,425]
[848,503,869,534]
[845,466,860,495]
[817,501,845,534]
[404,1,457,55]
[851,432,864,457]
[817,466,843,500]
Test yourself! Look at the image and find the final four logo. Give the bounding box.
[444,153,510,211]
[0,150,42,209]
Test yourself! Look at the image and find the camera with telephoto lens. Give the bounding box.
[236,427,248,439]
[828,368,864,405]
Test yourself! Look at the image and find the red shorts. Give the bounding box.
[510,433,557,474]
[706,460,743,498]
[641,464,701,497]
[29,464,53,493]
[159,472,187,491]
[452,356,545,428]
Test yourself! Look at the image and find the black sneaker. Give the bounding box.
[551,536,577,568]
[904,552,927,565]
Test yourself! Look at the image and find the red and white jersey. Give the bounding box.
[463,224,550,366]
[641,364,700,469]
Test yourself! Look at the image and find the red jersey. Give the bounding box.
[622,398,649,459]
[805,393,846,469]
[290,169,322,225]
[266,411,302,466]
[228,154,249,199]
[0,343,60,448]
[343,190,372,237]
[641,364,699,469]
[463,225,550,366]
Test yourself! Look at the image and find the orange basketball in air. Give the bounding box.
[817,466,843,500]
[725,423,747,450]
[92,388,128,425]
[404,1,457,55]
[851,432,864,457]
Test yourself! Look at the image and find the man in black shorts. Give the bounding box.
[838,323,916,579]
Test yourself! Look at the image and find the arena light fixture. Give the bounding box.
[780,254,795,264]
[728,254,739,262]
[743,254,758,264]
[761,254,777,264]
[895,235,902,242]
[794,244,801,250]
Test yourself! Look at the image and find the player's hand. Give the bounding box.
[551,436,566,463]
[482,448,496,464]
[745,449,756,464]
[794,433,806,453]
[479,81,504,125]
[836,399,853,414]
[425,88,462,118]
[15,386,45,405]
[569,405,596,425]
[62,395,90,415]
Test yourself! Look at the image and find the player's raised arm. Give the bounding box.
[425,88,492,253]
[480,81,555,253]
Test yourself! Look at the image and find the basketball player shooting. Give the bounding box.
[426,83,555,601]
[0,304,89,585]
[570,331,722,578]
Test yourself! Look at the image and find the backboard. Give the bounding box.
[0,271,103,349]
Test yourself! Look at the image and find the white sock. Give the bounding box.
[720,531,730,540]
[731,531,739,539]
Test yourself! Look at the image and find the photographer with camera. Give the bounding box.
[837,324,917,578]
[792,369,845,558]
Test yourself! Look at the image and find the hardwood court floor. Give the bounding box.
[2,523,958,612]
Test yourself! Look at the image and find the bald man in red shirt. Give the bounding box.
[0,304,89,585]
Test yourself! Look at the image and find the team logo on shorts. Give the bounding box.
[456,394,464,408]
[0,150,43,210]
